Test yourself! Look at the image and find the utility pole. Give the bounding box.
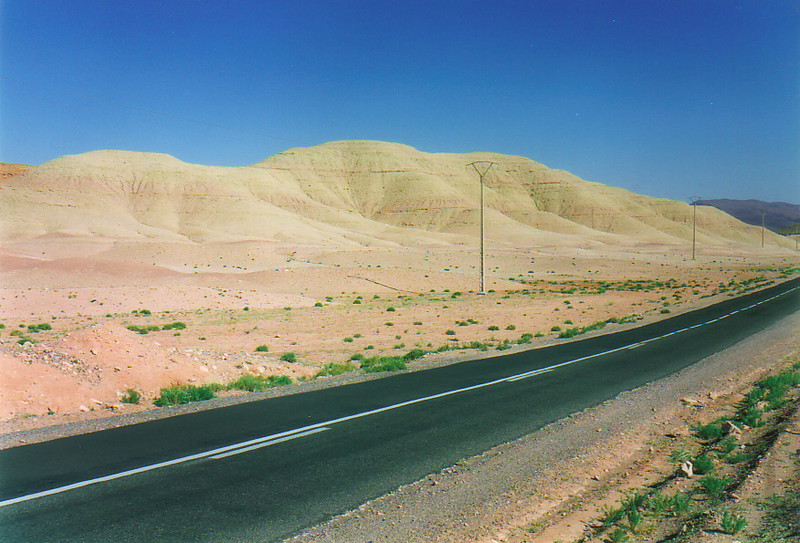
[689,197,702,260]
[760,209,766,247]
[467,161,495,294]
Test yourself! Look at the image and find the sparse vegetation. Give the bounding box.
[121,389,141,404]
[280,352,297,363]
[315,362,356,377]
[227,374,292,392]
[154,384,216,406]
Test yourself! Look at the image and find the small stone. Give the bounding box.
[680,460,694,478]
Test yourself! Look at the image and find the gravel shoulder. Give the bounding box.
[286,311,800,543]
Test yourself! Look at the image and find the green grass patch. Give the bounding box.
[360,356,407,373]
[227,374,292,391]
[315,362,356,377]
[154,384,216,406]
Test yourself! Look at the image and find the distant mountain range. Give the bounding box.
[0,141,793,249]
[696,199,800,233]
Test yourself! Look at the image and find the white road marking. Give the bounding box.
[210,427,330,460]
[2,284,796,508]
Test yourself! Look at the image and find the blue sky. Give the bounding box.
[2,0,798,203]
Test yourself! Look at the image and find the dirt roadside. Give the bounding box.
[287,312,800,543]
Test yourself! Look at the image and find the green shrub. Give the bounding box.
[121,389,141,404]
[349,352,365,361]
[550,325,561,332]
[154,384,216,406]
[721,511,747,534]
[360,356,406,373]
[386,306,396,312]
[669,491,692,514]
[739,406,764,428]
[488,325,499,331]
[343,337,354,343]
[505,324,516,330]
[517,333,533,344]
[692,453,715,475]
[607,527,629,543]
[719,437,737,455]
[403,348,426,361]
[315,362,356,377]
[255,344,269,352]
[227,374,292,392]
[694,422,724,441]
[700,475,730,498]
[281,352,297,363]
[445,329,456,335]
[314,302,323,307]
[725,451,751,464]
[599,505,625,526]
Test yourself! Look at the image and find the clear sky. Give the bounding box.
[2,0,798,203]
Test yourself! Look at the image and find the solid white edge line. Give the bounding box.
[3,284,797,508]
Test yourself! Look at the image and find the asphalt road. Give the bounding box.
[1,277,798,542]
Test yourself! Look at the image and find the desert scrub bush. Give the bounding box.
[719,436,737,455]
[720,511,747,534]
[517,333,533,344]
[255,344,269,352]
[315,362,356,377]
[343,336,354,343]
[154,384,216,406]
[488,325,499,331]
[445,329,456,335]
[700,475,730,498]
[121,389,141,404]
[505,324,516,330]
[27,322,52,332]
[161,321,187,330]
[227,374,292,392]
[403,348,426,361]
[607,527,629,542]
[692,453,715,474]
[694,422,724,441]
[349,352,365,361]
[550,325,561,332]
[280,352,297,363]
[360,356,407,373]
[313,302,323,307]
[126,324,161,335]
[386,306,396,312]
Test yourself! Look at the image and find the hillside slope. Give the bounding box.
[0,141,791,249]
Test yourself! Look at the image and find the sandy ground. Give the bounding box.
[0,237,797,435]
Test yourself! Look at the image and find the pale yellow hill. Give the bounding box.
[0,141,792,249]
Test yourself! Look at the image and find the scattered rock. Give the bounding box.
[680,460,694,478]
